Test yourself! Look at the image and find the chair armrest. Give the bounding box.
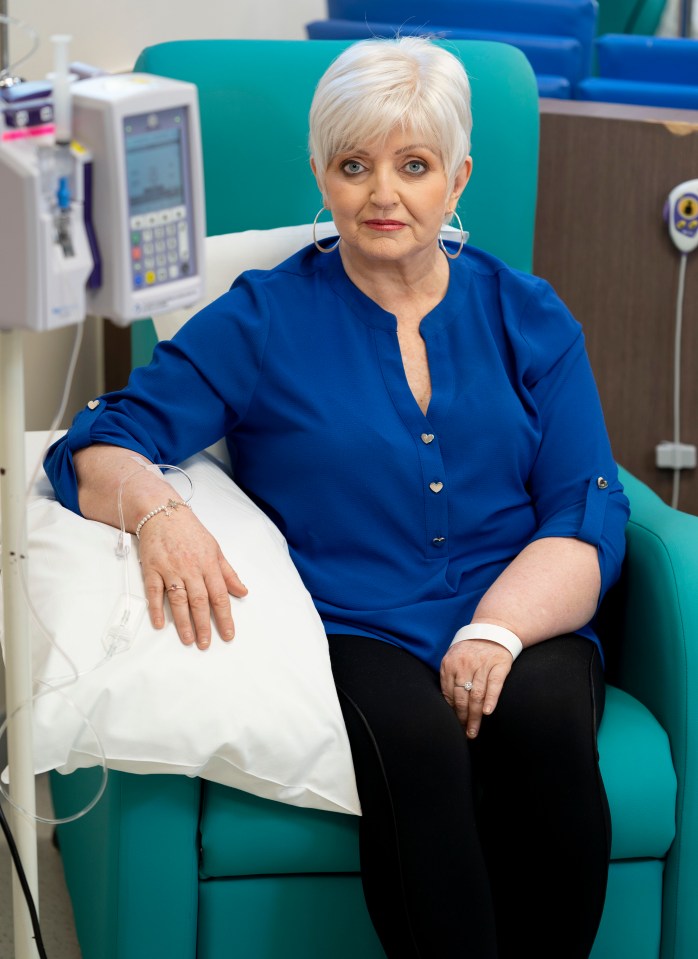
[614,467,698,959]
[53,770,201,959]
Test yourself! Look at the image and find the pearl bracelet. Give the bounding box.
[449,623,523,660]
[135,498,191,540]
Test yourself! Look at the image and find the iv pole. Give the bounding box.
[1,7,41,959]
[0,335,39,959]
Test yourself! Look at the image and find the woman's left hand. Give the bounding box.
[440,639,514,738]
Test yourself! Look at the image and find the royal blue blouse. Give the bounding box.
[45,243,629,671]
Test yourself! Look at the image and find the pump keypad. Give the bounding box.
[130,206,191,289]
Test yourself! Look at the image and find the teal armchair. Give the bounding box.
[51,39,697,959]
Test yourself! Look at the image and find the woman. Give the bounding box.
[46,37,629,958]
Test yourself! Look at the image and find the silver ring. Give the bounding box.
[458,681,474,692]
[166,583,187,592]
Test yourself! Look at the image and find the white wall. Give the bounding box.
[658,0,698,35]
[10,0,326,80]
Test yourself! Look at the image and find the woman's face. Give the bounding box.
[312,128,472,269]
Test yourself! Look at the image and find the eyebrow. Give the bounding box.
[395,143,437,156]
[340,143,438,158]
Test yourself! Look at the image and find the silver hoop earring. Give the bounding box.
[313,207,340,253]
[438,210,466,260]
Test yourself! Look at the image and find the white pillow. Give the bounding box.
[1,432,360,816]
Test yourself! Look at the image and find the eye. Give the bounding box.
[404,159,427,175]
[341,160,366,176]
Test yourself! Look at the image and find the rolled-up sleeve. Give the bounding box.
[515,278,630,603]
[44,276,271,514]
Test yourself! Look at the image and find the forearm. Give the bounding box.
[470,537,601,647]
[74,444,181,532]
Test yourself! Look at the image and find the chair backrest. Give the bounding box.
[328,0,595,38]
[596,0,667,37]
[576,34,698,109]
[131,39,539,363]
[596,34,698,83]
[310,0,598,87]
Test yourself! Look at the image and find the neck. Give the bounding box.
[339,242,450,313]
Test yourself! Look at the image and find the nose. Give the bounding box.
[369,165,399,211]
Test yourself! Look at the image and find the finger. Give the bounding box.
[166,583,196,646]
[451,682,474,728]
[464,676,487,739]
[481,662,510,719]
[143,569,167,630]
[183,581,214,650]
[466,663,511,738]
[219,552,248,598]
[440,661,457,705]
[204,568,236,642]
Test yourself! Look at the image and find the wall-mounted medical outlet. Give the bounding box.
[656,441,697,470]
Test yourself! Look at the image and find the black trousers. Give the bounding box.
[328,633,611,959]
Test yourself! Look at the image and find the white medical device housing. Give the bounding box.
[0,130,94,331]
[72,74,205,324]
[666,178,698,255]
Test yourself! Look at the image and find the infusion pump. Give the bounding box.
[0,73,205,330]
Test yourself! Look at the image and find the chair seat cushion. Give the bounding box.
[199,782,361,878]
[200,684,676,879]
[537,74,572,98]
[599,686,676,860]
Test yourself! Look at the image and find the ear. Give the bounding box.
[449,156,473,209]
[310,156,326,203]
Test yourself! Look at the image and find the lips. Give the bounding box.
[363,219,406,231]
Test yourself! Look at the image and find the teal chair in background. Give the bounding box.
[50,39,698,959]
[596,0,668,36]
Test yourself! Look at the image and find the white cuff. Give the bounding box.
[450,623,523,660]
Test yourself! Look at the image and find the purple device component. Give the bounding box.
[83,162,103,290]
[1,81,52,102]
[674,193,698,238]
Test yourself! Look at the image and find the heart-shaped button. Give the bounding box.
[421,433,435,444]
[87,399,100,410]
[429,481,444,493]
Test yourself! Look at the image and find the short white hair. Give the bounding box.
[309,37,472,191]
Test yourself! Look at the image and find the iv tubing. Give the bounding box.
[0,12,40,81]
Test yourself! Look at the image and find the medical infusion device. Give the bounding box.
[0,62,205,329]
[72,74,205,323]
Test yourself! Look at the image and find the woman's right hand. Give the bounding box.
[137,506,248,649]
[73,444,248,649]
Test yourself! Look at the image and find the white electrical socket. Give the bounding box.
[656,442,697,470]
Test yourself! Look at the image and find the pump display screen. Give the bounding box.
[126,126,184,214]
[123,107,196,290]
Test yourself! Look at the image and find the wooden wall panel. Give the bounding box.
[534,99,698,514]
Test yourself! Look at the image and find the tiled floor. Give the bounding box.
[0,774,82,959]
